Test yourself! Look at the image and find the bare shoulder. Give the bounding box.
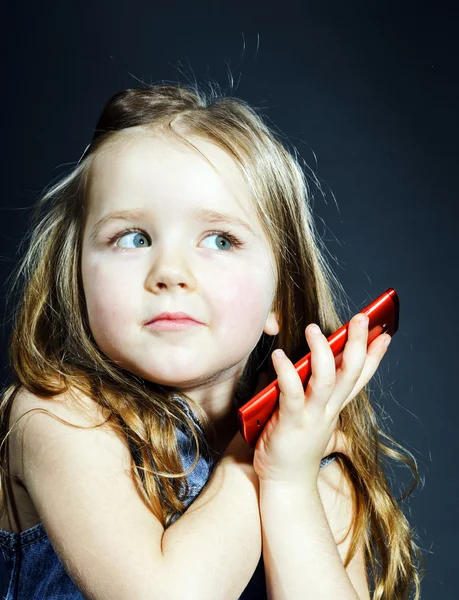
[10,384,111,427]
[8,385,120,484]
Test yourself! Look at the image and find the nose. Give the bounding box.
[145,246,197,292]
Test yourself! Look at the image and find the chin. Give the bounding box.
[136,368,209,388]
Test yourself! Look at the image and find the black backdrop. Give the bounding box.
[2,1,458,597]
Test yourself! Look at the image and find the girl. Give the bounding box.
[0,82,424,599]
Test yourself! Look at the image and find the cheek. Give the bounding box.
[82,258,137,334]
[212,267,273,330]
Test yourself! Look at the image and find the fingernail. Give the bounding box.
[358,315,369,328]
[383,336,391,347]
[309,324,321,335]
[274,349,285,358]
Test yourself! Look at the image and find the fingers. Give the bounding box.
[339,331,391,411]
[304,322,338,414]
[326,314,370,414]
[271,349,307,423]
[271,313,392,423]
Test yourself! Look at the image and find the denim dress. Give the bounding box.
[0,396,337,599]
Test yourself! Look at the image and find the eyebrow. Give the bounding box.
[88,207,255,242]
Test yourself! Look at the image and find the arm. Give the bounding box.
[161,431,262,599]
[251,314,385,600]
[259,459,370,600]
[16,391,261,600]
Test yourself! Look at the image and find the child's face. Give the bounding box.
[81,131,279,392]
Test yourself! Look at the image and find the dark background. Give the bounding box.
[2,1,457,597]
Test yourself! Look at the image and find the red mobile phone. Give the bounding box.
[238,288,399,447]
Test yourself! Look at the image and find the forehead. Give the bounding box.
[86,130,257,222]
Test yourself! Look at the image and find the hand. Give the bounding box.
[253,371,351,459]
[252,313,391,484]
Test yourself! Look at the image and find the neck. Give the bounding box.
[213,406,239,456]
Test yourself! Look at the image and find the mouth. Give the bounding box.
[145,319,204,331]
[145,311,203,325]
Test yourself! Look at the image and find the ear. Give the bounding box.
[263,309,280,337]
[251,311,279,396]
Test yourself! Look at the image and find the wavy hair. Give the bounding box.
[0,81,425,598]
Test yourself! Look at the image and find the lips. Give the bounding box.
[145,311,202,325]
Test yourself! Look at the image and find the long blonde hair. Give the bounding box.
[0,81,425,598]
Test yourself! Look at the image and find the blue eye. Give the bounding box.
[108,228,244,251]
[201,233,235,251]
[115,230,150,249]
